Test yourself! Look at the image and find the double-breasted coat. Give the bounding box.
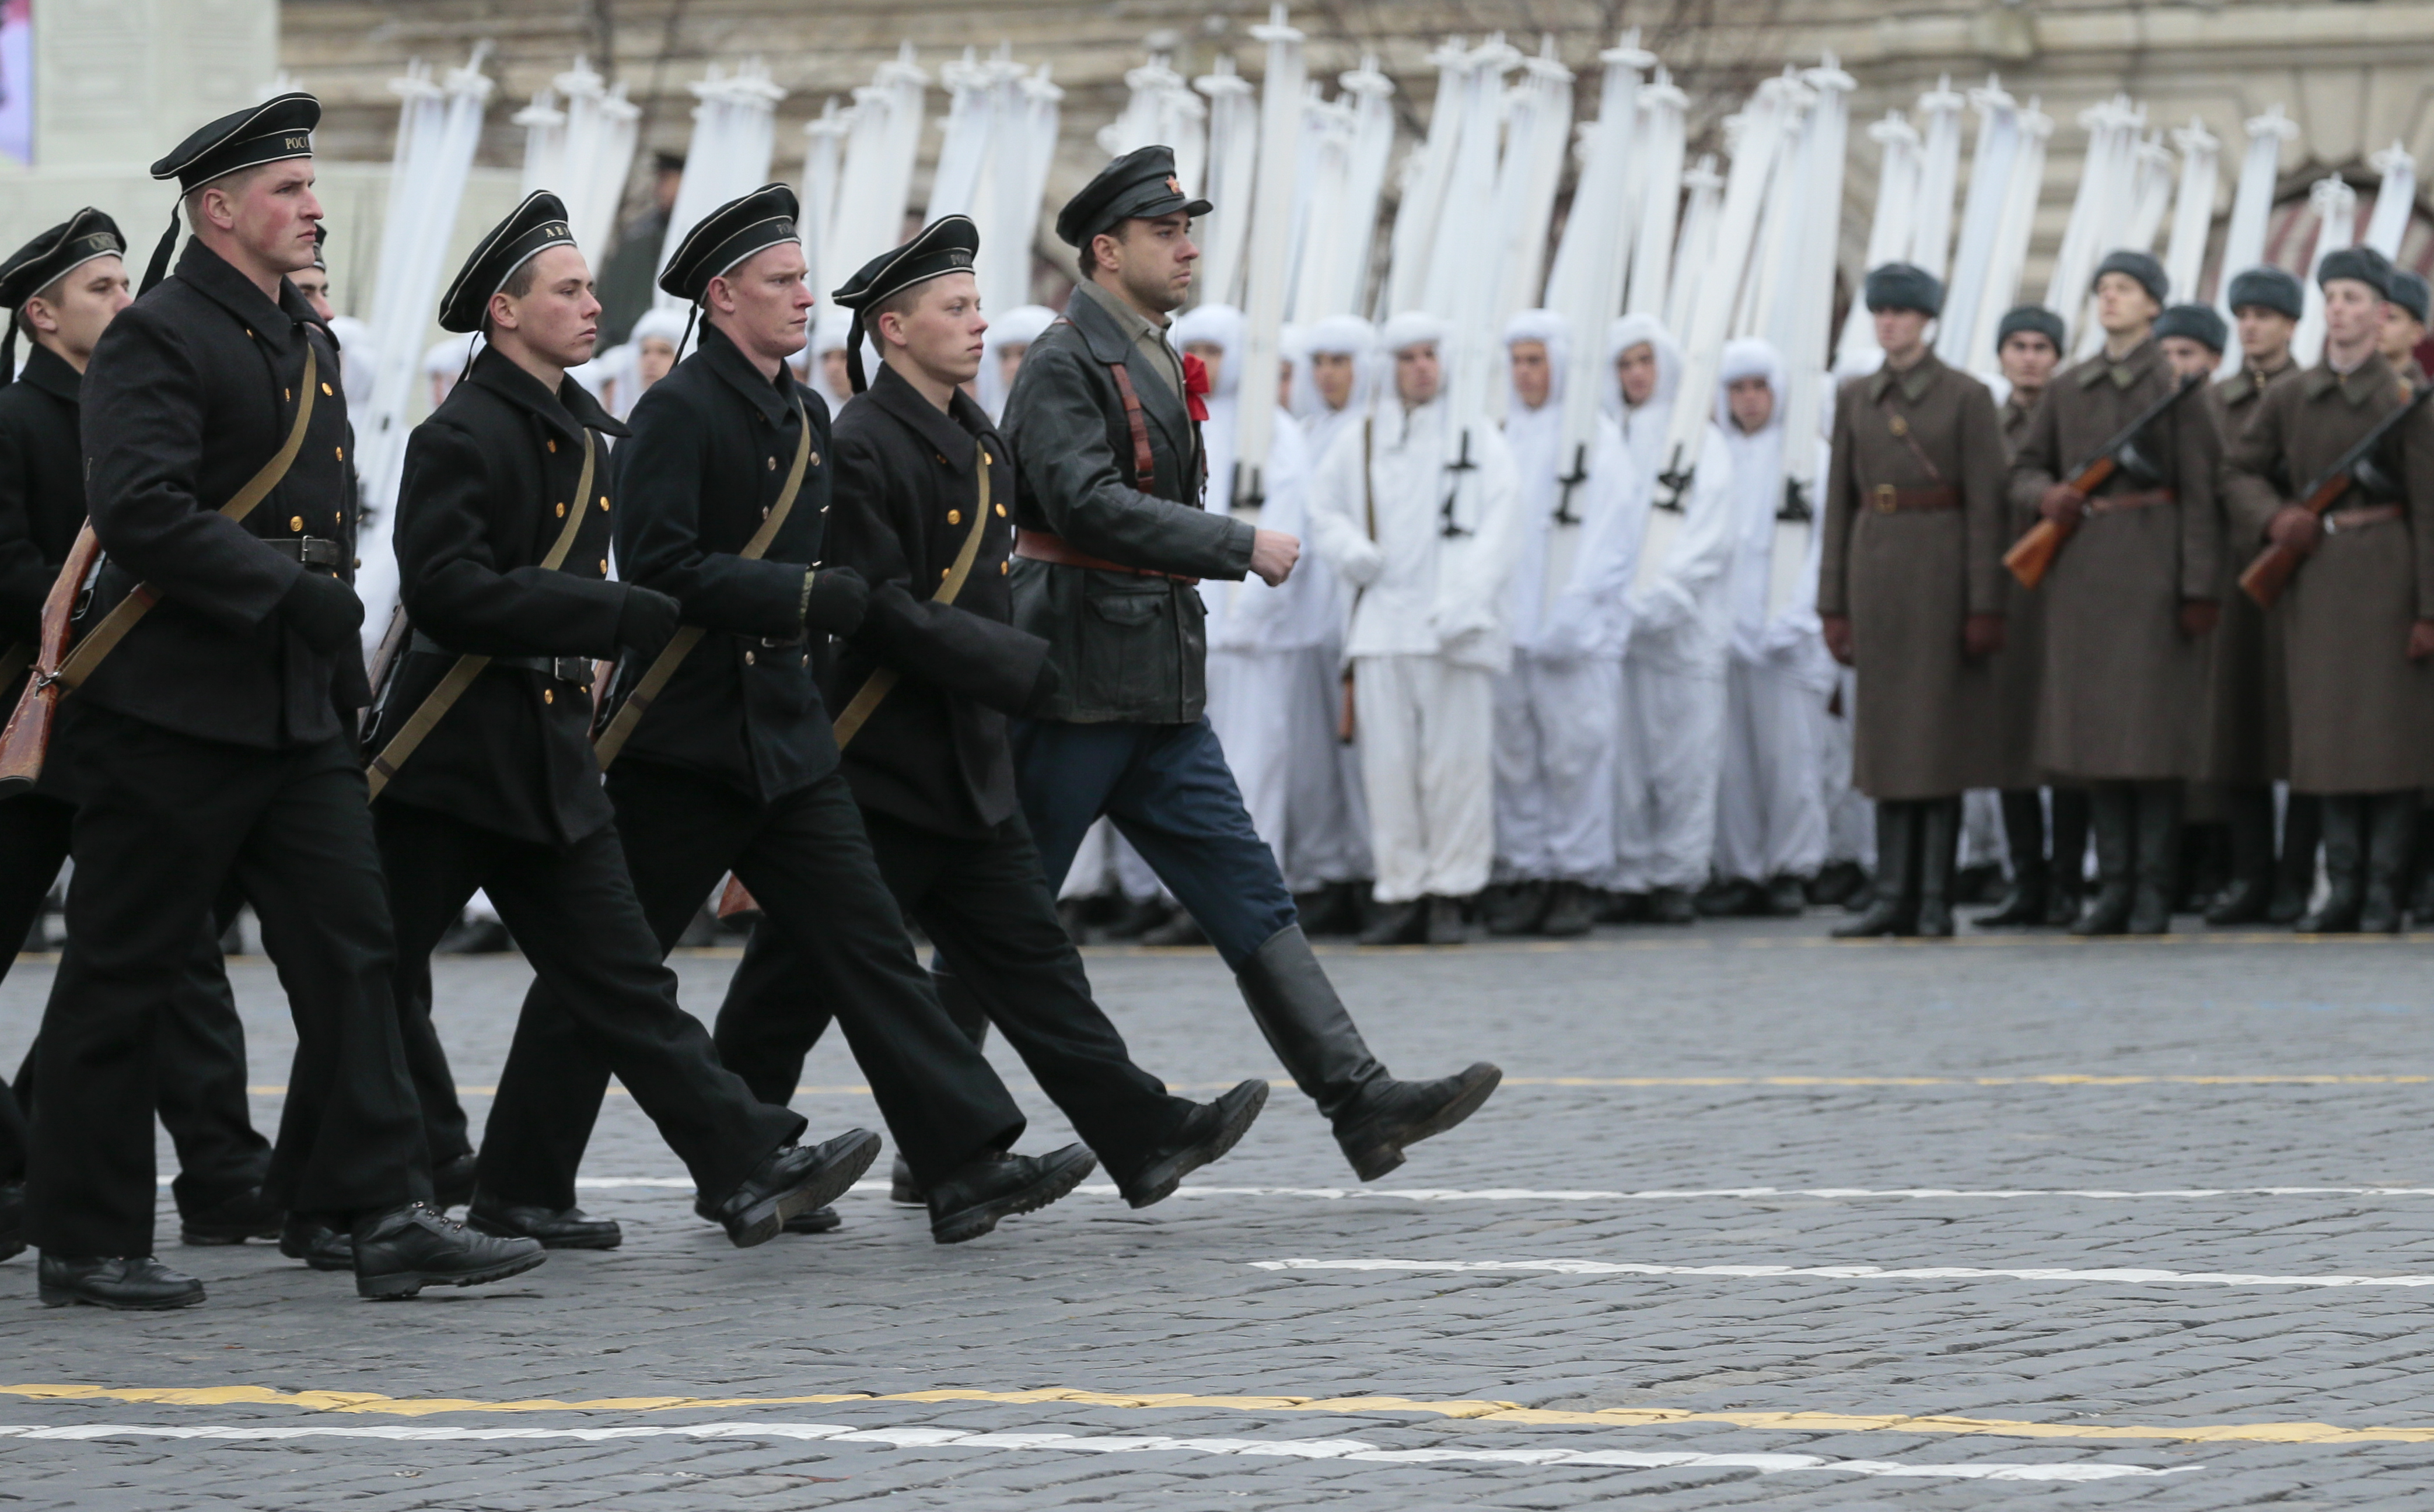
[2008,335,2223,782]
[2222,351,2434,793]
[370,346,628,846]
[822,363,1047,838]
[0,345,88,691]
[1817,351,2012,799]
[1002,282,1253,724]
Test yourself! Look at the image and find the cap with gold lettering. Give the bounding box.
[438,190,579,334]
[0,207,126,377]
[139,92,320,295]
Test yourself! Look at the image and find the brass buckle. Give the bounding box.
[1873,484,1898,514]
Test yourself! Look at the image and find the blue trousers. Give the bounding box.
[1013,717,1300,971]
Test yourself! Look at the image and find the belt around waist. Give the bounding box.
[266,536,345,570]
[408,629,592,685]
[1868,484,1960,513]
[2325,503,2404,534]
[2086,488,2175,514]
[1014,528,1201,585]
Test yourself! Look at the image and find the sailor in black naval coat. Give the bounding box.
[364,191,881,1256]
[0,210,278,1262]
[478,188,1098,1247]
[705,216,1268,1209]
[26,95,534,1308]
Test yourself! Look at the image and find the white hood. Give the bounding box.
[1603,313,1683,488]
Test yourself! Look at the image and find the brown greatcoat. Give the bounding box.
[2008,335,2224,781]
[2200,358,2296,788]
[1818,351,2011,800]
[1978,387,2051,790]
[2222,351,2434,793]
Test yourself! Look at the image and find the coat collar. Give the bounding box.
[2075,334,2160,390]
[695,318,803,428]
[1067,279,1192,453]
[2301,349,2397,407]
[465,343,630,442]
[865,360,985,471]
[172,238,317,349]
[15,342,80,405]
[2218,354,2292,407]
[1867,350,1945,404]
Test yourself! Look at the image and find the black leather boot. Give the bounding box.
[178,1185,283,1247]
[2359,792,2416,935]
[39,1254,205,1310]
[2409,807,2434,925]
[1914,798,1961,937]
[1423,895,1467,944]
[2072,786,2135,936]
[351,1204,547,1300]
[279,1213,353,1271]
[1977,790,2048,926]
[2296,796,2363,933]
[1647,886,1697,924]
[1540,880,1598,937]
[470,1201,623,1250]
[2269,793,2322,925]
[2205,786,2276,925]
[2126,782,2183,936]
[1356,900,1425,946]
[1331,1063,1503,1181]
[0,1181,23,1264]
[1235,923,1390,1119]
[1113,1079,1270,1208]
[928,1144,1096,1244]
[2043,788,2089,926]
[1483,882,1548,936]
[709,1130,883,1249]
[1833,802,1917,938]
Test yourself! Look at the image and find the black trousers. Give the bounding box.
[478,762,1026,1206]
[27,704,421,1256]
[376,800,807,1210]
[716,806,1194,1184]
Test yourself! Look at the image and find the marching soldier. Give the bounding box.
[1817,263,2011,939]
[2009,249,2223,936]
[2222,247,2434,933]
[706,214,1268,1212]
[447,189,1100,1246]
[26,94,531,1308]
[363,191,885,1257]
[1977,303,2087,929]
[1001,146,1498,1178]
[0,211,283,1257]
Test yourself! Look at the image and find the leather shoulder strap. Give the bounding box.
[1106,360,1157,488]
[831,436,995,750]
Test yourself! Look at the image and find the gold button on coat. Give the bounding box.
[289,516,302,531]
[947,510,961,525]
[599,558,608,572]
[995,503,1006,517]
[744,650,756,666]
[544,689,554,704]
[547,439,558,453]
[555,503,565,517]
[321,382,333,396]
[767,457,777,471]
[999,560,1008,574]
[334,446,344,461]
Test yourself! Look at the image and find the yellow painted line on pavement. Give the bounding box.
[0,1382,2425,1446]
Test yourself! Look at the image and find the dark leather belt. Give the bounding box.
[1014,528,1199,585]
[2325,503,2404,534]
[1869,484,1959,513]
[2087,488,2174,514]
[409,630,591,685]
[267,536,345,570]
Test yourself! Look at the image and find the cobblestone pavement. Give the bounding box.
[6,917,2434,1508]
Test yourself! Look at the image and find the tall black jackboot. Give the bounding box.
[2269,793,2322,925]
[2205,786,2275,925]
[1834,803,1918,938]
[1915,798,1963,938]
[2044,788,2089,926]
[2296,797,2363,934]
[2408,803,2434,925]
[2359,792,2416,935]
[2071,786,2135,936]
[2126,782,2183,936]
[1977,789,2048,926]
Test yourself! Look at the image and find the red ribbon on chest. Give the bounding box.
[1182,352,1211,423]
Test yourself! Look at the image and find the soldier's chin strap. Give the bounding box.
[679,299,702,361]
[142,204,181,296]
[845,308,869,394]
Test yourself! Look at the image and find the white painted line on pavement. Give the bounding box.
[1254,1258,2434,1289]
[0,1422,2192,1480]
[537,1179,2434,1203]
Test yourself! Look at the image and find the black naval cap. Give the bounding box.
[2387,269,2429,326]
[1862,261,1942,317]
[659,183,800,304]
[1994,304,2065,354]
[1054,145,1212,250]
[2091,249,2167,304]
[141,92,321,295]
[2154,303,2227,355]
[437,190,578,334]
[0,207,126,377]
[831,215,981,395]
[2225,265,2303,321]
[2318,244,2394,299]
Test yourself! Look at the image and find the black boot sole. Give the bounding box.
[727,1130,883,1250]
[1338,1064,1503,1182]
[783,1206,843,1235]
[932,1150,1097,1245]
[40,1283,206,1310]
[1120,1080,1271,1209]
[356,1245,548,1300]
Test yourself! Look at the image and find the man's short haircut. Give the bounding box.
[181,161,276,226]
[869,278,931,335]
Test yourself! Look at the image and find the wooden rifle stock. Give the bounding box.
[0,524,103,795]
[2003,456,2118,590]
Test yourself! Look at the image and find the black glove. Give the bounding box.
[1020,657,1064,718]
[616,585,683,661]
[802,566,869,637]
[280,571,363,656]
